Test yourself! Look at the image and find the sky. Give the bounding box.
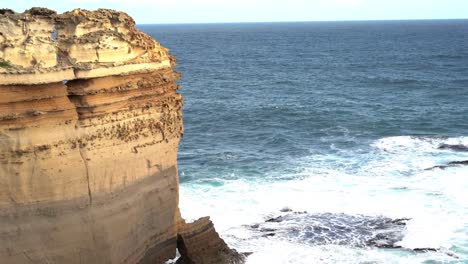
[3,0,468,24]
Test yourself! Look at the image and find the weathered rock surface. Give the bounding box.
[438,143,468,152]
[0,8,171,85]
[249,211,458,257]
[176,217,245,264]
[0,8,239,264]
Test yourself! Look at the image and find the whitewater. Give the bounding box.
[180,136,468,263]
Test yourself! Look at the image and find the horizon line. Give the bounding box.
[137,18,468,26]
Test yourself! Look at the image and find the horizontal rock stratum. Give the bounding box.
[0,8,244,264]
[0,8,172,85]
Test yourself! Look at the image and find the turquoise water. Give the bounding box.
[140,21,468,263]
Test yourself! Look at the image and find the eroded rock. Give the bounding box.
[176,217,245,264]
[0,8,173,85]
[0,8,238,264]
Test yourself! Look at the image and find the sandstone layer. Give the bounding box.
[176,217,245,264]
[0,8,240,264]
[0,8,171,85]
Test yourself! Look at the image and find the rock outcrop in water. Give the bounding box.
[253,212,411,249]
[176,217,245,264]
[251,211,457,257]
[0,8,241,264]
[425,160,468,170]
[438,144,468,152]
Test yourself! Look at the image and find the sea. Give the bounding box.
[139,20,468,263]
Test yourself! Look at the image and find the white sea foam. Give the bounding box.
[179,136,468,263]
[372,135,468,153]
[245,242,453,264]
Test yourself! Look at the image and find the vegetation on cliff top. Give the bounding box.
[0,59,12,68]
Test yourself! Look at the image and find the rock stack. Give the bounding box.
[0,8,242,264]
[176,217,245,264]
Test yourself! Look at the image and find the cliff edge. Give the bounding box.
[0,8,243,264]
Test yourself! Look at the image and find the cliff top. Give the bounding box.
[0,8,172,85]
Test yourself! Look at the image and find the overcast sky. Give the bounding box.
[4,0,468,24]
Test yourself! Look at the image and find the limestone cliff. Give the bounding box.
[0,8,243,264]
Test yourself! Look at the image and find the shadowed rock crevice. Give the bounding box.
[78,147,93,205]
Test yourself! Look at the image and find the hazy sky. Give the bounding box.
[4,0,468,24]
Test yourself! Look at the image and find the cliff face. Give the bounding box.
[0,8,242,264]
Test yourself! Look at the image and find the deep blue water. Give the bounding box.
[140,21,468,263]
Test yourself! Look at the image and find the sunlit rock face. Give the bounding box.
[56,8,172,79]
[0,8,186,264]
[0,8,74,84]
[0,8,172,85]
[0,8,57,69]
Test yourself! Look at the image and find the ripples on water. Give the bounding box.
[140,20,468,263]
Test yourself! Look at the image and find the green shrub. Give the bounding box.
[0,59,12,68]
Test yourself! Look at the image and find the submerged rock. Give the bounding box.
[438,144,468,152]
[254,212,412,249]
[448,160,468,166]
[250,211,460,258]
[426,160,468,170]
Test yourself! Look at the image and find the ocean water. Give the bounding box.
[139,20,468,263]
